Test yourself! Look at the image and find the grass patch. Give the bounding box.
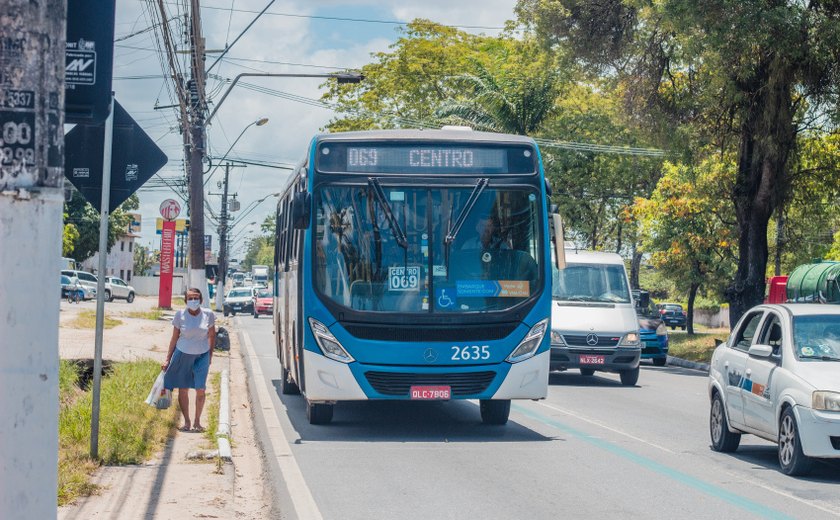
[67,310,122,329]
[58,359,178,505]
[669,332,729,363]
[204,372,222,445]
[125,308,164,320]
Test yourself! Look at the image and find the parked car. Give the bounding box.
[634,291,669,366]
[61,275,95,300]
[61,270,98,299]
[104,276,136,303]
[708,303,840,476]
[252,287,273,318]
[657,302,687,330]
[223,286,255,316]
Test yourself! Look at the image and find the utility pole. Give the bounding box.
[212,162,245,310]
[0,1,65,518]
[187,0,208,301]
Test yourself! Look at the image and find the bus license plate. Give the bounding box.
[580,355,605,365]
[410,386,451,400]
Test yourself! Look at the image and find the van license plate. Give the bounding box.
[580,355,605,365]
[410,386,451,400]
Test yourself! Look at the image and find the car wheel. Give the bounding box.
[223,308,229,317]
[681,326,686,331]
[778,407,814,476]
[710,392,741,452]
[126,292,134,303]
[580,368,595,376]
[480,399,511,425]
[280,365,300,395]
[671,326,676,330]
[306,401,333,425]
[653,357,667,367]
[232,311,236,316]
[253,311,258,319]
[104,289,112,302]
[619,367,640,386]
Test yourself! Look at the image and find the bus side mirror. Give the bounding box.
[551,213,566,271]
[292,192,311,229]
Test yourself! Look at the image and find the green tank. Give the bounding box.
[786,261,840,303]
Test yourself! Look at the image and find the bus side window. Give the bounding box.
[273,209,282,269]
[278,197,289,272]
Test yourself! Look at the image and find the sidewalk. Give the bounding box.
[57,296,271,519]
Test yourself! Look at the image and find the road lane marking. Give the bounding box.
[240,326,324,520]
[725,470,840,518]
[536,401,676,454]
[513,404,794,520]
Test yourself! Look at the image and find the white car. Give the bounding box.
[104,276,136,303]
[708,304,840,475]
[224,287,255,316]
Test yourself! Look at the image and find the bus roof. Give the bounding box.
[314,129,537,146]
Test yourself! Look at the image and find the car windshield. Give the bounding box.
[228,289,252,298]
[256,289,271,298]
[793,315,840,361]
[552,263,630,303]
[61,275,71,284]
[314,183,542,313]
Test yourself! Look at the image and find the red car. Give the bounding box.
[252,288,273,318]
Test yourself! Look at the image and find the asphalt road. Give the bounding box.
[236,316,840,520]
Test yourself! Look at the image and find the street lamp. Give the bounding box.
[213,118,268,310]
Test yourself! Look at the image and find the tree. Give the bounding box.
[62,215,79,257]
[635,159,737,333]
[133,244,155,276]
[63,191,139,262]
[517,0,840,326]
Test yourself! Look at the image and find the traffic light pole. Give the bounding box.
[0,1,65,517]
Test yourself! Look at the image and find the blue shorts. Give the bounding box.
[164,349,210,390]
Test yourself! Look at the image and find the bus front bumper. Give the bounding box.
[303,350,549,402]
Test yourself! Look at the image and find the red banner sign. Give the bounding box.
[158,219,176,309]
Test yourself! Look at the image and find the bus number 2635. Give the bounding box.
[451,345,490,360]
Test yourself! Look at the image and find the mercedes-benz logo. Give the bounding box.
[423,348,438,363]
[585,333,599,346]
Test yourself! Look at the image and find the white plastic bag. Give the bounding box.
[145,371,171,409]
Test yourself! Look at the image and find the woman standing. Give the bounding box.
[163,288,216,432]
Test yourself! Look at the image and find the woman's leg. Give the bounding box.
[178,388,190,429]
[193,389,206,429]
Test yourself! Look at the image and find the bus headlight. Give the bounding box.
[507,319,549,363]
[619,332,641,347]
[813,391,840,412]
[308,318,355,363]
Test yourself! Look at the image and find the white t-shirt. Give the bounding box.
[173,308,216,355]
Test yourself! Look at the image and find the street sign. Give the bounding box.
[64,99,168,213]
[65,0,116,124]
[160,199,181,220]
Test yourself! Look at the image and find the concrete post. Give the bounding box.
[0,1,66,518]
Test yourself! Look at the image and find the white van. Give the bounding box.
[549,250,642,385]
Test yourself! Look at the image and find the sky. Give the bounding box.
[110,0,518,260]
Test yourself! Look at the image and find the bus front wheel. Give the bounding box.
[306,401,333,425]
[480,399,510,425]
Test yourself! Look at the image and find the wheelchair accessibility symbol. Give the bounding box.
[436,288,455,308]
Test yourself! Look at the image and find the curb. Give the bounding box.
[216,368,232,461]
[666,355,710,373]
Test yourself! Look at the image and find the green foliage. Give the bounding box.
[63,190,140,262]
[62,221,79,257]
[58,360,178,505]
[241,236,273,272]
[133,244,155,276]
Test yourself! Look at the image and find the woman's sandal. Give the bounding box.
[178,425,191,432]
[192,425,205,433]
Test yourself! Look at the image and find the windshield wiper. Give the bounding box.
[444,178,489,247]
[800,355,840,362]
[443,178,489,279]
[368,177,407,249]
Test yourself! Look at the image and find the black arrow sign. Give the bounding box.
[64,99,168,213]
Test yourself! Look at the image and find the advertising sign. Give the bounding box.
[65,0,116,124]
[158,220,176,309]
[160,199,180,221]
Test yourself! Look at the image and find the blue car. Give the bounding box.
[634,291,669,366]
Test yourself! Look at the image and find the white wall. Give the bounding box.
[82,235,136,281]
[131,275,187,297]
[693,308,730,329]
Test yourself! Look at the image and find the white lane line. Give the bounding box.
[535,401,676,454]
[240,327,324,520]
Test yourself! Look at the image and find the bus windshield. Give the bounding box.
[552,263,631,304]
[314,183,542,313]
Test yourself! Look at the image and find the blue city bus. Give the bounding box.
[273,129,554,425]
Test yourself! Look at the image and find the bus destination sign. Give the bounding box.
[317,142,536,175]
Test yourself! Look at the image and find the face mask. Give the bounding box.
[187,299,201,310]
